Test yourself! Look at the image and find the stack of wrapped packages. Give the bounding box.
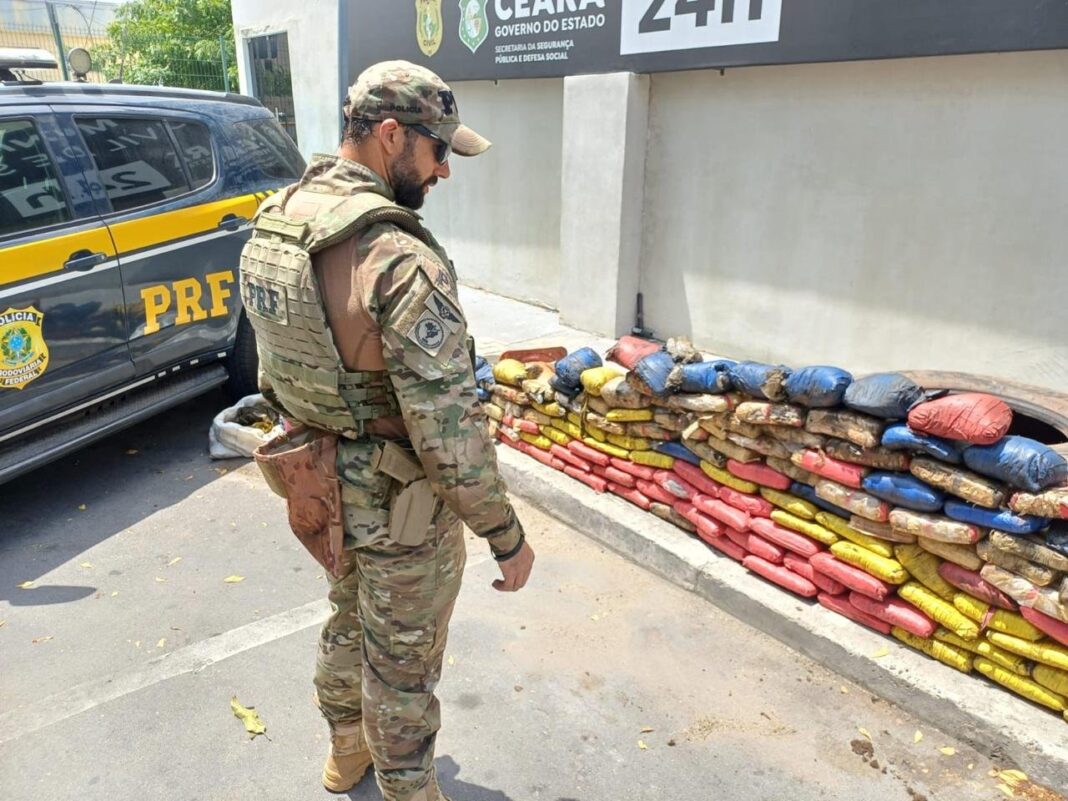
[485,338,1068,723]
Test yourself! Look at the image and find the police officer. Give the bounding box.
[240,61,534,801]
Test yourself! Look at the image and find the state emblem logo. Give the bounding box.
[416,0,444,57]
[0,306,49,390]
[458,0,489,54]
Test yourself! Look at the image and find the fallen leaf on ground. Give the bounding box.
[996,784,1014,798]
[447,655,455,665]
[32,635,53,644]
[998,770,1028,784]
[0,620,6,628]
[167,557,182,567]
[637,740,648,750]
[914,730,923,744]
[80,562,93,569]
[17,581,35,589]
[840,686,849,694]
[870,647,889,659]
[223,575,245,584]
[590,614,600,621]
[155,577,167,583]
[157,638,166,648]
[78,504,87,511]
[858,727,871,740]
[111,591,119,597]
[641,726,654,733]
[938,747,956,756]
[231,696,267,738]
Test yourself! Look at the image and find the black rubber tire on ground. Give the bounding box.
[224,314,260,401]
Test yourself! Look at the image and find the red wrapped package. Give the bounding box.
[568,440,610,466]
[937,562,1017,610]
[1019,606,1068,648]
[744,556,818,597]
[848,592,938,638]
[552,443,592,472]
[607,482,652,511]
[564,465,608,492]
[782,553,848,595]
[673,460,723,498]
[606,335,662,369]
[653,469,698,500]
[907,393,1012,445]
[693,495,750,531]
[749,517,822,559]
[677,504,725,544]
[637,479,680,506]
[609,456,658,481]
[726,458,792,490]
[718,486,774,518]
[793,450,868,489]
[818,592,893,634]
[810,552,893,601]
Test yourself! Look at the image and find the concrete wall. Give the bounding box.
[231,0,343,158]
[639,50,1068,390]
[420,79,564,309]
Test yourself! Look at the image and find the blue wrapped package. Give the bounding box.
[842,373,924,419]
[962,436,1068,494]
[474,356,495,402]
[881,423,964,464]
[1047,522,1068,558]
[634,351,677,397]
[554,347,602,392]
[784,366,853,408]
[861,472,945,512]
[675,359,736,394]
[655,441,701,466]
[790,481,853,519]
[728,361,792,401]
[943,499,1049,535]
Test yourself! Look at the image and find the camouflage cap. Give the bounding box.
[344,60,491,157]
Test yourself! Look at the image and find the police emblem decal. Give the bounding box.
[416,0,444,57]
[0,306,49,390]
[407,309,448,356]
[458,0,489,54]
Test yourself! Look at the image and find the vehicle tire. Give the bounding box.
[225,313,259,401]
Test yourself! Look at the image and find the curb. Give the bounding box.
[496,445,1068,788]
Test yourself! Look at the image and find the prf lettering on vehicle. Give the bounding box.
[141,271,235,335]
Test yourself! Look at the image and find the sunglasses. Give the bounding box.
[406,123,451,164]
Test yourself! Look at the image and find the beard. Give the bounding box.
[390,139,435,209]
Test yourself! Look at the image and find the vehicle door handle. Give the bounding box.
[63,250,107,272]
[218,214,249,231]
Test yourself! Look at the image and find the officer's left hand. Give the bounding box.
[493,541,535,592]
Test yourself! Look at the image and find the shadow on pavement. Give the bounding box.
[0,388,245,604]
[437,755,516,801]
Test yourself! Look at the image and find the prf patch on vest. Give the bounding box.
[243,275,288,324]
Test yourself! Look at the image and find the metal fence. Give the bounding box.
[0,23,233,91]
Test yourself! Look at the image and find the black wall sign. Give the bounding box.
[349,0,1068,82]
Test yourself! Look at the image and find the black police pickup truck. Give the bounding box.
[0,52,305,484]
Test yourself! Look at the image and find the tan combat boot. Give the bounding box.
[322,724,373,793]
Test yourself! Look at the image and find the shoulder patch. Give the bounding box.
[425,290,463,333]
[407,309,448,356]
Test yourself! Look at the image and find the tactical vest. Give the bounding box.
[239,187,436,439]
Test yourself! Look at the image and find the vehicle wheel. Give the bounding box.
[225,314,259,401]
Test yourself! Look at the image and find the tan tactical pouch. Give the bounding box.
[373,441,437,547]
[253,426,347,577]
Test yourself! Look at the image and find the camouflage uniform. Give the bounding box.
[240,62,524,801]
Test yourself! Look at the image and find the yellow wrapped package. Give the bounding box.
[493,358,527,387]
[933,627,982,654]
[519,432,553,451]
[986,631,1068,671]
[760,488,819,520]
[1033,664,1068,697]
[899,582,979,640]
[894,544,957,601]
[580,366,625,397]
[540,426,572,447]
[630,450,675,469]
[521,408,554,427]
[531,400,566,419]
[581,437,629,459]
[551,418,583,440]
[771,510,838,546]
[699,460,758,494]
[566,410,583,427]
[952,595,1044,641]
[974,658,1067,712]
[483,402,504,422]
[605,408,654,423]
[975,640,1031,676]
[831,541,908,584]
[816,512,895,558]
[607,433,651,452]
[585,412,626,436]
[586,424,607,442]
[892,627,974,673]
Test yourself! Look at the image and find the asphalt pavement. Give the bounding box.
[4,388,1058,801]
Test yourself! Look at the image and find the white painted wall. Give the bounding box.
[420,79,564,310]
[231,0,343,159]
[639,50,1068,391]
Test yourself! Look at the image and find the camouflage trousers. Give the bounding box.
[314,508,466,801]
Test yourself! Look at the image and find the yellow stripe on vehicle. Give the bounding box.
[107,193,260,255]
[1,226,116,287]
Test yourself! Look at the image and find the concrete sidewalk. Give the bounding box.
[461,284,1068,789]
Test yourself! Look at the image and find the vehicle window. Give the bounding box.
[76,117,191,213]
[231,118,304,180]
[168,120,215,189]
[0,119,72,237]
